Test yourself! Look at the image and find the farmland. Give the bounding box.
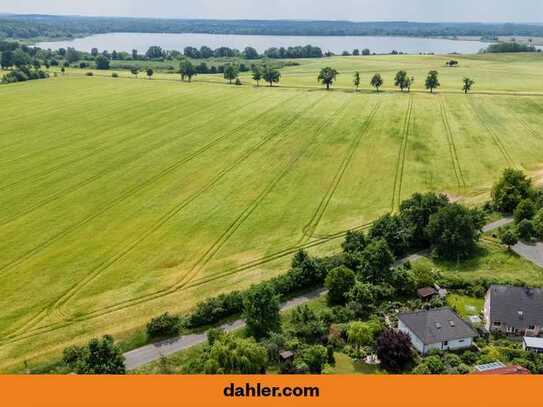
[1,53,543,370]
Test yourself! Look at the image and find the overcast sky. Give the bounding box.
[1,0,542,22]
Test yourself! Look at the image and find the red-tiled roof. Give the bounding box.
[471,365,530,375]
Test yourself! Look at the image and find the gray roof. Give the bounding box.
[488,285,543,329]
[398,307,477,345]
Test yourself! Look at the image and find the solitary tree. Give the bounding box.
[251,65,263,86]
[370,73,383,92]
[224,64,239,84]
[179,60,197,82]
[394,70,409,91]
[204,334,268,374]
[262,66,281,87]
[318,67,339,90]
[500,229,519,250]
[407,76,415,92]
[353,71,361,91]
[130,67,139,78]
[146,68,154,80]
[462,77,475,94]
[425,70,440,93]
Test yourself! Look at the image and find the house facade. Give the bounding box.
[484,285,543,336]
[398,307,477,355]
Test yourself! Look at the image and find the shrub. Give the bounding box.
[514,199,536,223]
[146,312,181,339]
[376,329,414,372]
[86,72,94,76]
[517,219,535,241]
[325,266,356,305]
[111,72,119,78]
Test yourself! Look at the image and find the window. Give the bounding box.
[458,339,465,343]
[493,321,501,327]
[443,341,448,346]
[528,325,535,330]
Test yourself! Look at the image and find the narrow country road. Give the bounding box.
[124,216,519,370]
[124,288,327,370]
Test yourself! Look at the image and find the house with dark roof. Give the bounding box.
[484,285,543,336]
[398,307,477,355]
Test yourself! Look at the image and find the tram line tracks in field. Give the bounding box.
[1,93,323,342]
[439,98,467,190]
[390,95,414,212]
[1,86,225,170]
[300,101,381,242]
[0,88,230,195]
[0,93,287,277]
[468,98,516,168]
[0,91,276,227]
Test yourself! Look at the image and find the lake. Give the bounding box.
[36,33,492,55]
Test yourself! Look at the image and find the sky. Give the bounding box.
[0,0,542,23]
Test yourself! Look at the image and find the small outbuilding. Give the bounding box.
[398,307,477,355]
[417,287,438,301]
[523,337,543,353]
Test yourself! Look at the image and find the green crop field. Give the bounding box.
[1,53,543,371]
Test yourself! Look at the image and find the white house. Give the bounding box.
[398,307,477,355]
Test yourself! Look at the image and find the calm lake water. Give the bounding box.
[36,32,492,55]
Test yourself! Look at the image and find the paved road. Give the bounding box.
[123,216,520,370]
[482,217,513,233]
[512,241,543,268]
[124,288,328,370]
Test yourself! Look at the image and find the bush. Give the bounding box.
[376,329,414,372]
[146,312,181,339]
[492,168,532,213]
[86,72,94,76]
[514,199,536,223]
[517,219,535,241]
[325,265,356,305]
[112,72,119,78]
[187,291,244,328]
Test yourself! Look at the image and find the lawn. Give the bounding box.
[1,53,543,371]
[446,294,484,318]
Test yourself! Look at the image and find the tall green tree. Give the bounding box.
[179,60,197,82]
[262,66,281,87]
[1,50,13,69]
[426,204,485,260]
[492,168,532,213]
[223,64,239,84]
[318,67,339,90]
[243,283,281,339]
[394,70,409,91]
[63,335,125,374]
[12,48,31,68]
[324,266,356,305]
[358,239,395,284]
[353,71,361,91]
[146,68,154,79]
[95,55,110,70]
[370,73,383,92]
[425,70,440,93]
[251,65,263,86]
[462,77,475,94]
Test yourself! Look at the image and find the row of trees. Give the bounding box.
[316,67,475,94]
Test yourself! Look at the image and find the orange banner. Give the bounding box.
[1,375,542,407]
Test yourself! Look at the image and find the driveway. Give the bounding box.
[512,241,543,268]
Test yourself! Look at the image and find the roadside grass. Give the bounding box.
[1,53,543,370]
[412,241,543,287]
